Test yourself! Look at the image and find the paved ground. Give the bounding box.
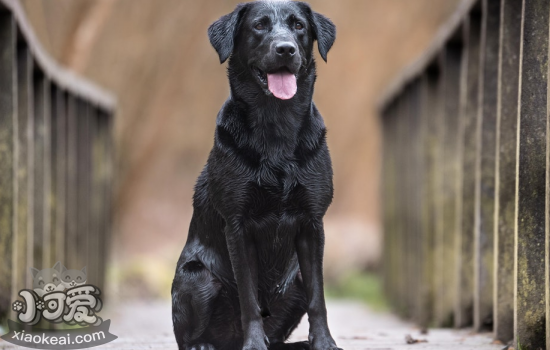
[1,300,502,350]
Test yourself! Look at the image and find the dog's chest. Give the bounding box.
[246,159,307,216]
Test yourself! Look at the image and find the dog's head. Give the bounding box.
[208,1,336,100]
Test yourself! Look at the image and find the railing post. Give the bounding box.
[473,0,500,332]
[407,80,423,322]
[66,94,78,269]
[383,100,401,312]
[103,112,114,295]
[88,106,100,286]
[418,62,442,328]
[436,33,464,328]
[514,0,548,347]
[0,10,16,318]
[50,87,67,265]
[494,0,521,343]
[395,90,409,318]
[456,7,482,328]
[76,100,90,271]
[32,72,47,269]
[13,42,32,304]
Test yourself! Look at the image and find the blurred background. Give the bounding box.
[19,0,460,303]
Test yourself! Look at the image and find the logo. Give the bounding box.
[1,261,117,349]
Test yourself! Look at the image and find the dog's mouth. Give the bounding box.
[255,67,268,85]
[253,66,297,100]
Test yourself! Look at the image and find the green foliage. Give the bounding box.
[325,270,389,312]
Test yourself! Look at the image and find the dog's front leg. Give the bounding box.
[225,221,268,350]
[296,221,342,350]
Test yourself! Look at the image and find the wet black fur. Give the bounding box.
[172,2,340,350]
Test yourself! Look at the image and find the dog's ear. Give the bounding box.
[297,2,336,62]
[208,4,249,64]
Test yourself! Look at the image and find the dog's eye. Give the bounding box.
[39,280,44,286]
[295,22,304,30]
[53,277,59,282]
[254,23,264,30]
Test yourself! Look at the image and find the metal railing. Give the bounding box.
[0,0,115,323]
[380,0,548,347]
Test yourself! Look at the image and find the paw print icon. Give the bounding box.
[36,300,45,311]
[12,300,23,312]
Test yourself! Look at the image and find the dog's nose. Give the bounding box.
[275,42,296,57]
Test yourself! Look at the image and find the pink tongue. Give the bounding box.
[267,71,297,100]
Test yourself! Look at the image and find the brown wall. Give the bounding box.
[21,0,460,297]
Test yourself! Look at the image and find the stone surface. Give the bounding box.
[1,300,501,350]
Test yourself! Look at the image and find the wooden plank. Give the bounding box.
[0,10,16,318]
[473,0,500,332]
[102,111,114,296]
[96,112,109,293]
[455,7,482,329]
[514,0,548,347]
[42,78,51,268]
[395,89,409,317]
[417,63,442,328]
[383,101,399,310]
[49,86,66,264]
[88,107,99,286]
[65,94,78,268]
[32,71,49,269]
[382,102,395,307]
[408,79,423,323]
[76,101,90,270]
[13,42,33,301]
[53,89,67,265]
[436,35,464,328]
[401,85,414,319]
[493,0,521,343]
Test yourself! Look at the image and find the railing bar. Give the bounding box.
[514,0,548,347]
[65,94,78,268]
[54,89,67,265]
[0,11,16,315]
[404,83,417,319]
[76,100,90,270]
[102,111,114,297]
[13,39,32,302]
[49,84,58,263]
[455,8,482,328]
[436,38,464,328]
[398,88,410,318]
[419,61,442,328]
[88,106,99,286]
[473,0,501,332]
[42,77,52,269]
[32,69,45,269]
[408,79,423,323]
[493,0,521,343]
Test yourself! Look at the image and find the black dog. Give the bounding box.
[172,2,339,350]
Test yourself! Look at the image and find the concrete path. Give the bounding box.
[1,300,502,350]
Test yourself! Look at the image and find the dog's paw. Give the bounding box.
[243,334,269,350]
[188,344,216,350]
[269,341,310,350]
[309,335,342,350]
